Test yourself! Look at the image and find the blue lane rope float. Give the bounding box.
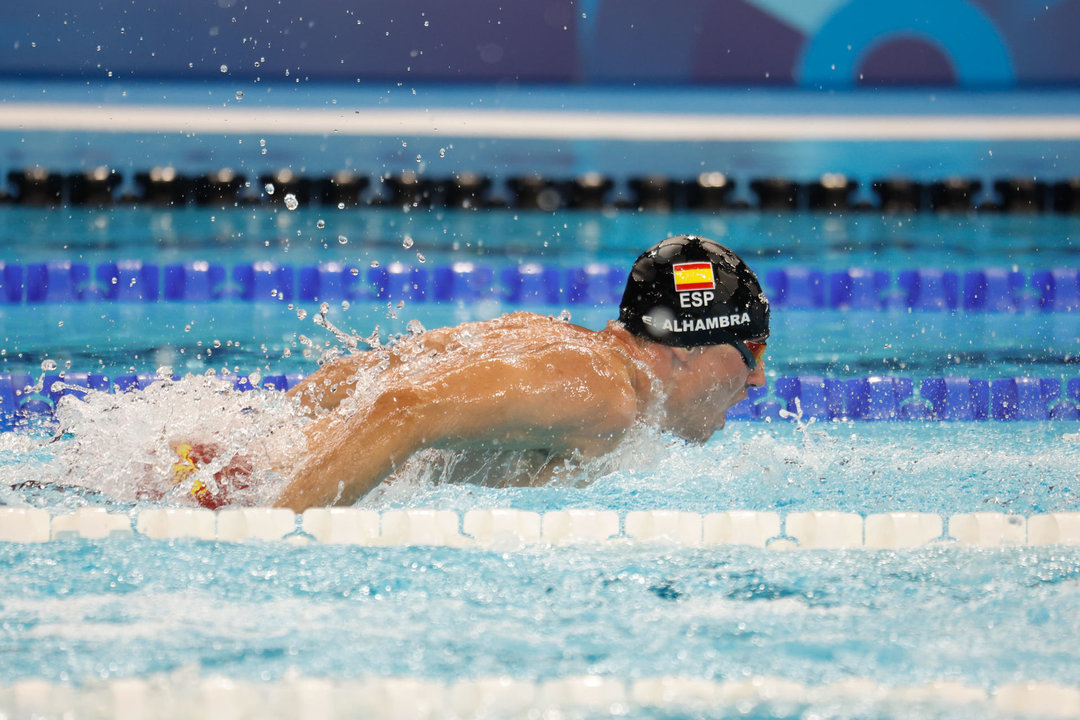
[1,261,1080,311]
[2,372,1078,430]
[765,266,1080,311]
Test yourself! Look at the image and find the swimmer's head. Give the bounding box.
[619,235,770,363]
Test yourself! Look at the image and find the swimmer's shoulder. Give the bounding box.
[494,311,600,338]
[413,312,585,343]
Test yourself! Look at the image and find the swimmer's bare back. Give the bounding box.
[274,312,644,511]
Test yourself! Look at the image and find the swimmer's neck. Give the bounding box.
[600,321,668,400]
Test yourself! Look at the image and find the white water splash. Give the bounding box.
[0,374,308,507]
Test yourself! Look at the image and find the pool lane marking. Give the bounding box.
[2,103,1080,140]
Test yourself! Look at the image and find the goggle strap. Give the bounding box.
[707,328,758,370]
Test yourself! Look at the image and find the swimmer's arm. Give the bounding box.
[274,387,427,509]
[273,347,637,511]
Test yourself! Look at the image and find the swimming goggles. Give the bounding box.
[703,329,766,370]
[735,339,767,370]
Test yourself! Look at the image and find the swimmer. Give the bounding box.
[268,234,770,512]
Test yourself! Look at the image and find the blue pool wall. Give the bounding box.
[3,0,1080,87]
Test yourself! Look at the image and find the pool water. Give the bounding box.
[3,539,1080,688]
[2,199,1080,717]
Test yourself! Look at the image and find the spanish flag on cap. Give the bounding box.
[672,261,715,292]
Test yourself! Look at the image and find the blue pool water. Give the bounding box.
[2,203,1080,710]
[3,87,1080,716]
[3,539,1080,690]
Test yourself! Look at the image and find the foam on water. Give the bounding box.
[351,419,1080,517]
[4,387,1079,518]
[0,373,308,509]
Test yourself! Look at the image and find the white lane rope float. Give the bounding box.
[1,673,1078,718]
[3,506,1079,548]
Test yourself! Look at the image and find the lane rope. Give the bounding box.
[2,260,1079,311]
[0,673,1077,718]
[3,507,1079,549]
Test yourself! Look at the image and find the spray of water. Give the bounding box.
[0,373,308,508]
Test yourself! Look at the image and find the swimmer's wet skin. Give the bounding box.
[273,235,770,512]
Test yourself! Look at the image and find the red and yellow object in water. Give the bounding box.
[170,442,252,509]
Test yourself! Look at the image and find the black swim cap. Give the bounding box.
[618,235,770,348]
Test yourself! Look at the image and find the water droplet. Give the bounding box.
[235,90,244,100]
[57,321,64,327]
[220,64,228,73]
[416,252,426,263]
[184,324,192,332]
[213,339,222,348]
[284,193,299,210]
[338,234,348,245]
[402,236,414,249]
[337,202,345,210]
[282,348,292,358]
[341,300,351,311]
[316,219,325,229]
[406,319,426,335]
[259,138,266,147]
[297,309,308,320]
[369,260,380,268]
[41,359,58,372]
[439,148,446,158]
[264,182,275,195]
[319,302,330,315]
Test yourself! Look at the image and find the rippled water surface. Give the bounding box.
[1,206,1079,715]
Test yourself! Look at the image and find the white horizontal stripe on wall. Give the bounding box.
[2,104,1080,140]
